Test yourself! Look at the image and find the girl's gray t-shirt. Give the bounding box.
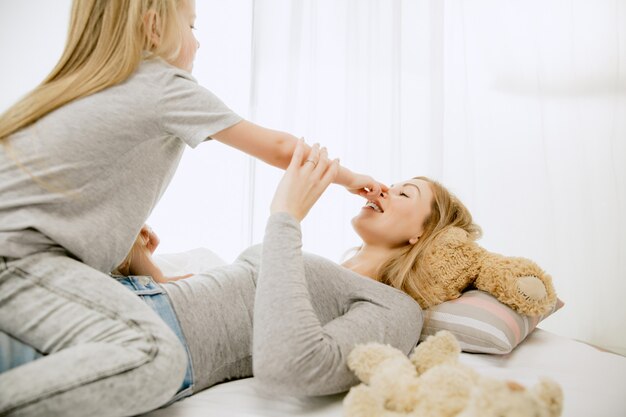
[0,58,242,272]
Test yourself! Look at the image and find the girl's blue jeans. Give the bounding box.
[0,274,193,404]
[0,251,191,415]
[114,275,194,403]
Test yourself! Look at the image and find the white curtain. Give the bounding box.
[232,0,626,354]
[436,0,626,355]
[2,0,624,354]
[247,0,435,259]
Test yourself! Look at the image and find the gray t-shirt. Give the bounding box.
[163,213,423,396]
[0,58,242,272]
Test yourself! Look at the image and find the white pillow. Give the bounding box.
[153,248,227,277]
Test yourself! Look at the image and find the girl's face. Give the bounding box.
[351,178,434,248]
[171,0,199,72]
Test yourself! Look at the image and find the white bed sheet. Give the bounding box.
[145,329,626,417]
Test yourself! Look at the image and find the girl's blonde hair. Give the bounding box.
[376,176,482,308]
[0,0,184,142]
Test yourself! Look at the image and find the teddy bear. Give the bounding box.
[343,330,563,417]
[416,227,557,316]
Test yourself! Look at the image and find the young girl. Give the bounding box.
[0,1,385,415]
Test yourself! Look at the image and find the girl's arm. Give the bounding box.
[212,120,388,199]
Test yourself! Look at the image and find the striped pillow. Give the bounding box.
[420,290,564,354]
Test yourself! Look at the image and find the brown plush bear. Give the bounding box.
[418,227,556,316]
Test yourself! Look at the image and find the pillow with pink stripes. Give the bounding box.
[420,290,564,354]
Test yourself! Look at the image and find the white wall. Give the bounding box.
[0,1,72,111]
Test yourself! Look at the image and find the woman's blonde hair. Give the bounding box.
[0,0,184,142]
[376,176,482,308]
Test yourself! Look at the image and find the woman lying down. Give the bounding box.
[115,139,480,402]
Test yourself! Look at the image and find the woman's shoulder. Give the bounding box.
[303,253,419,303]
[234,244,263,268]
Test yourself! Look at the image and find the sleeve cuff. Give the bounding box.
[267,211,300,229]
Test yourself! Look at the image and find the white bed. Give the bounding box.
[145,328,625,417]
[146,251,626,417]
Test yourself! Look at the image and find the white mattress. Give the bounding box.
[145,329,626,417]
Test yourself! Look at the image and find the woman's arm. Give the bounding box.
[252,140,420,395]
[253,213,421,395]
[123,226,191,283]
[212,120,387,199]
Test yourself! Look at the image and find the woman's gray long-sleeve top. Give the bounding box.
[163,212,423,396]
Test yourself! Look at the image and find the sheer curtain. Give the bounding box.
[437,0,626,354]
[244,0,626,354]
[247,0,436,260]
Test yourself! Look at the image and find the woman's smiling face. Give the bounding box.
[351,178,434,248]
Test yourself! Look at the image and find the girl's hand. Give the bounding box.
[270,139,340,222]
[343,174,389,200]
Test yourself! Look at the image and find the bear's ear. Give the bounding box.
[429,227,469,247]
[347,343,406,384]
[532,378,564,417]
[410,330,460,374]
[418,227,483,308]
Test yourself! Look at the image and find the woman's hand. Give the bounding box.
[270,139,340,222]
[140,224,160,254]
[127,228,192,283]
[127,239,166,282]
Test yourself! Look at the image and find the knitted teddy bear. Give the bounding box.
[343,331,563,417]
[417,227,557,316]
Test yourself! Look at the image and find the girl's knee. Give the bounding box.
[153,332,188,394]
[129,324,188,408]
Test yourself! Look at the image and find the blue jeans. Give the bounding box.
[0,260,192,408]
[0,333,42,370]
[0,252,187,416]
[115,275,194,404]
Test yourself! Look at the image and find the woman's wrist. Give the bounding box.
[269,206,303,223]
[129,246,166,282]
